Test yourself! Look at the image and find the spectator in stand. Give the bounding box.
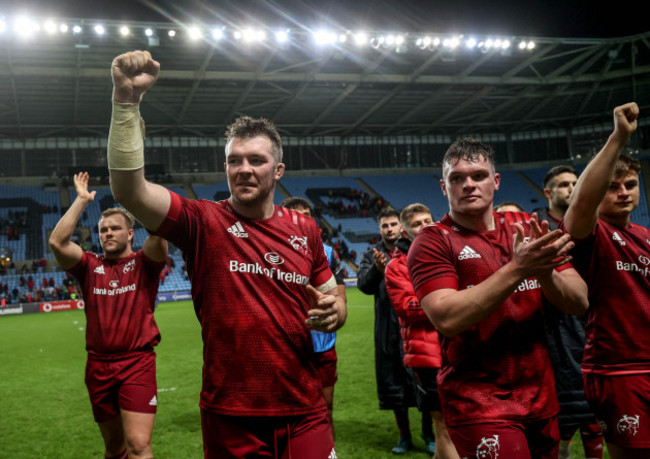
[385,203,459,458]
[532,165,603,459]
[359,208,419,454]
[563,102,649,459]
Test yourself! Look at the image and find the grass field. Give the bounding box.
[0,288,606,458]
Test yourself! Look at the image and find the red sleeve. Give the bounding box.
[385,256,431,325]
[140,250,167,277]
[66,251,89,282]
[154,189,199,253]
[407,225,459,301]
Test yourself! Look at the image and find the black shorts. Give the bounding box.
[413,367,442,412]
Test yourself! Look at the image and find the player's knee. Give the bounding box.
[103,434,126,457]
[125,432,152,458]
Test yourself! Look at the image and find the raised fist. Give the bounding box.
[111,50,160,104]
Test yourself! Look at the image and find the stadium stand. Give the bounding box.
[1,163,649,304]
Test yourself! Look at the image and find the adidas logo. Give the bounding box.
[227,221,248,238]
[149,395,157,406]
[458,245,481,260]
[328,448,337,459]
[93,265,105,275]
[613,232,626,246]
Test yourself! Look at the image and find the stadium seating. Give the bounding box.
[1,165,649,300]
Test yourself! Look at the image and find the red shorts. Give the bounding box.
[85,351,157,423]
[448,417,559,459]
[200,406,335,458]
[314,347,338,388]
[583,372,650,448]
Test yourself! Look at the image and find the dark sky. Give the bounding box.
[6,0,647,39]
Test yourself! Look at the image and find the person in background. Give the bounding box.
[281,196,348,437]
[533,165,603,459]
[358,208,421,454]
[49,172,168,459]
[385,202,459,459]
[494,201,524,212]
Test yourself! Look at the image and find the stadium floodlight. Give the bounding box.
[144,27,154,37]
[43,19,57,34]
[338,33,347,43]
[274,29,289,43]
[72,24,82,34]
[518,40,535,50]
[465,37,477,49]
[188,25,202,40]
[0,19,5,33]
[14,16,40,38]
[168,29,176,38]
[59,23,69,33]
[242,28,265,43]
[94,24,105,36]
[416,35,434,49]
[119,25,130,36]
[443,36,460,50]
[313,29,336,46]
[353,31,368,46]
[369,35,384,49]
[211,28,224,40]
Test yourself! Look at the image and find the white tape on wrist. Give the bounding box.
[316,275,337,294]
[107,102,145,170]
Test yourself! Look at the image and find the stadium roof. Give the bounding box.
[0,14,649,141]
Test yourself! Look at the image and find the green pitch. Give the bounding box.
[0,288,604,458]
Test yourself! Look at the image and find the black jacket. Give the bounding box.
[534,206,596,430]
[358,241,416,410]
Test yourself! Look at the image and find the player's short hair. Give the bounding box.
[494,201,524,212]
[281,197,312,211]
[614,154,641,178]
[225,116,283,162]
[98,207,135,230]
[442,138,495,177]
[400,203,431,224]
[542,165,577,188]
[376,207,400,223]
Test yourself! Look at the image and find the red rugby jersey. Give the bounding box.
[69,250,164,356]
[568,218,650,374]
[408,212,563,426]
[155,191,333,416]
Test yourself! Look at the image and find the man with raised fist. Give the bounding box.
[107,50,346,458]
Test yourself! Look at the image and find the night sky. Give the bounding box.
[3,0,647,39]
